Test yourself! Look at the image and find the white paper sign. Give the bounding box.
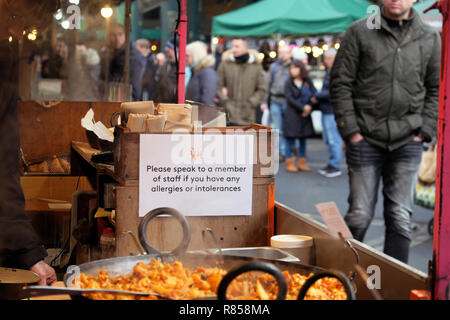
[139,134,254,217]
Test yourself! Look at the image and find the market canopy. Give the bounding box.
[211,0,441,37]
[211,0,371,37]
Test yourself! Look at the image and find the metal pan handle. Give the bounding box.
[138,207,191,256]
[217,261,287,300]
[297,270,356,300]
[110,111,121,127]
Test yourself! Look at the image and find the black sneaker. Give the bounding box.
[318,165,330,175]
[322,166,342,178]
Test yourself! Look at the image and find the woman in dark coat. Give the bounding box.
[186,41,217,106]
[283,60,316,172]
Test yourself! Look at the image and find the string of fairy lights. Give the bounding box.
[212,36,342,61]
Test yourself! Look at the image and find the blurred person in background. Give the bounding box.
[153,39,178,103]
[42,37,69,79]
[77,45,102,101]
[216,38,266,126]
[155,52,166,68]
[136,39,151,59]
[214,43,224,70]
[136,39,157,101]
[79,46,101,84]
[312,48,343,178]
[292,47,309,69]
[186,41,217,106]
[0,0,60,285]
[101,23,146,101]
[284,60,317,173]
[261,45,292,162]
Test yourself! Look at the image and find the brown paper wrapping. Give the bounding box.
[156,104,193,133]
[146,114,167,133]
[126,114,148,133]
[49,156,65,174]
[121,101,155,124]
[59,158,71,174]
[27,161,49,173]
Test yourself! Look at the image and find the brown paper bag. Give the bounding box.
[126,114,148,133]
[418,144,437,185]
[157,104,193,132]
[163,120,193,133]
[49,156,65,174]
[146,114,167,133]
[27,161,49,173]
[59,158,71,174]
[121,101,155,124]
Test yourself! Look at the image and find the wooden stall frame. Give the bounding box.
[72,123,276,258]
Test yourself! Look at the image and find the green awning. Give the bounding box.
[330,0,373,19]
[212,0,356,37]
[212,0,441,37]
[142,28,162,40]
[414,0,440,15]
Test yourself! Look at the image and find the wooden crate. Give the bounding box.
[112,124,276,256]
[114,124,275,182]
[21,176,94,249]
[18,101,121,171]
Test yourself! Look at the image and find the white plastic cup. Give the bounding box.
[271,235,314,265]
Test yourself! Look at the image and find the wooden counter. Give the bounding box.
[31,282,71,300]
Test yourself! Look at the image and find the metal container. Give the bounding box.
[212,247,300,263]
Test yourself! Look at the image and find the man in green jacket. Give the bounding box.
[216,38,266,126]
[330,0,440,263]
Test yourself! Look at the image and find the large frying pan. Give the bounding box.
[1,208,354,300]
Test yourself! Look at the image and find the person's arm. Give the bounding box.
[216,62,228,105]
[199,69,218,106]
[0,101,48,272]
[330,24,361,141]
[284,79,306,113]
[315,73,330,101]
[247,66,267,108]
[306,77,318,107]
[129,46,146,101]
[262,63,275,106]
[420,32,441,142]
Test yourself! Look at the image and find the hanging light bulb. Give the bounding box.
[28,33,37,41]
[101,6,114,19]
[54,9,63,21]
[61,20,70,29]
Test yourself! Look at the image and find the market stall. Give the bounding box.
[2,0,449,302]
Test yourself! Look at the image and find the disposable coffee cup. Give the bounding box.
[271,235,314,265]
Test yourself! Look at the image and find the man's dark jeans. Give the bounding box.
[344,139,423,263]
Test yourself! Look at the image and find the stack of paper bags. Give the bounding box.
[121,102,194,133]
[156,104,193,133]
[126,113,167,133]
[121,101,155,124]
